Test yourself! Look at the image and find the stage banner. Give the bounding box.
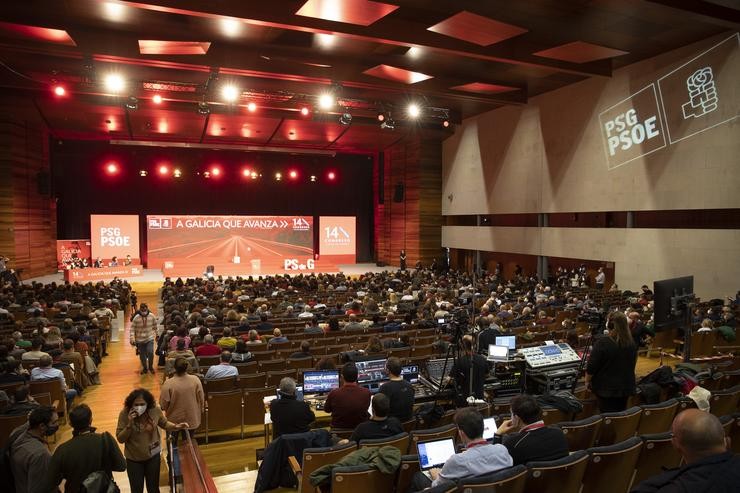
[56,239,92,271]
[319,216,356,264]
[146,215,314,269]
[90,215,141,262]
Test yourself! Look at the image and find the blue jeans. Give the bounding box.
[137,340,155,370]
[65,389,77,409]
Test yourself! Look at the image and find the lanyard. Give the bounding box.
[520,421,546,433]
[466,439,489,449]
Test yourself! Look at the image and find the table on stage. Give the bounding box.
[63,265,144,281]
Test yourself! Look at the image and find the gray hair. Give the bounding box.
[204,334,214,343]
[279,377,296,395]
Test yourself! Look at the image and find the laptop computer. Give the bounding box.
[416,438,457,480]
[482,416,499,442]
[495,335,516,356]
[488,344,509,362]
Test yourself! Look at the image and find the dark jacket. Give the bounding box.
[254,429,332,493]
[309,445,402,487]
[451,353,489,405]
[46,431,126,493]
[269,394,315,439]
[496,426,569,465]
[630,451,740,493]
[586,335,637,398]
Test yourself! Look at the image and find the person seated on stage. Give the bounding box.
[109,256,119,267]
[194,334,221,357]
[216,327,237,351]
[268,328,288,346]
[632,409,739,493]
[379,357,414,422]
[93,257,103,268]
[123,254,132,266]
[203,351,238,380]
[324,362,371,430]
[289,340,312,360]
[411,407,513,491]
[345,393,403,443]
[493,394,568,465]
[231,340,252,363]
[269,377,315,440]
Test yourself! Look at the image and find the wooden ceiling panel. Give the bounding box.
[127,107,205,140]
[203,113,281,144]
[330,124,400,150]
[271,119,344,146]
[363,64,433,84]
[138,40,211,55]
[450,82,519,95]
[533,41,629,64]
[295,0,399,26]
[0,21,76,46]
[427,11,528,47]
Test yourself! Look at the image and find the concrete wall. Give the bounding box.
[442,33,740,299]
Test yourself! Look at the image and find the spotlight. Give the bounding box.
[173,168,182,178]
[339,112,352,125]
[242,168,251,178]
[315,33,336,48]
[203,171,211,179]
[197,101,210,115]
[221,85,239,103]
[380,117,395,130]
[318,92,334,110]
[289,170,298,180]
[124,96,139,110]
[310,175,317,182]
[246,102,257,112]
[220,17,242,37]
[443,119,450,128]
[103,73,125,93]
[105,162,119,175]
[275,172,282,181]
[251,171,258,179]
[152,94,163,104]
[407,103,421,118]
[139,170,148,177]
[53,85,66,96]
[327,171,336,181]
[211,166,222,177]
[377,112,385,122]
[300,106,310,117]
[158,164,169,176]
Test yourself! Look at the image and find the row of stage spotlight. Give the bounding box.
[51,75,450,128]
[105,162,336,182]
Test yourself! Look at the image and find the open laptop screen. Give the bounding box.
[417,438,456,470]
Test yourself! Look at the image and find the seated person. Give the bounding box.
[30,355,77,409]
[347,393,403,443]
[216,327,237,351]
[166,339,198,374]
[231,340,252,363]
[0,359,28,385]
[243,330,262,345]
[269,377,315,440]
[412,407,513,491]
[203,351,238,379]
[632,409,740,493]
[21,337,50,361]
[1,385,40,415]
[324,362,371,430]
[493,394,568,465]
[268,328,288,346]
[194,334,221,357]
[379,357,414,422]
[289,340,312,360]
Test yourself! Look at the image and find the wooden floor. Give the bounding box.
[48,281,668,492]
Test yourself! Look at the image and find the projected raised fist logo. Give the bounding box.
[682,67,718,119]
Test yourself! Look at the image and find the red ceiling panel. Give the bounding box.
[38,99,127,138]
[0,21,76,46]
[330,124,399,150]
[533,41,628,63]
[363,64,433,84]
[296,0,399,26]
[427,11,528,47]
[450,82,518,94]
[203,113,282,144]
[138,40,211,55]
[127,107,205,140]
[271,119,344,146]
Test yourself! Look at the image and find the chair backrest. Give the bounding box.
[250,350,276,362]
[436,409,457,427]
[459,464,528,493]
[541,407,573,426]
[204,376,236,395]
[410,344,434,358]
[30,392,53,408]
[395,455,420,493]
[205,390,243,439]
[258,358,287,372]
[573,399,599,421]
[197,355,220,367]
[266,369,298,387]
[632,432,682,487]
[582,437,643,493]
[330,465,396,493]
[675,396,698,415]
[709,386,740,417]
[408,424,458,454]
[235,361,258,374]
[28,380,65,415]
[558,415,603,451]
[387,346,411,359]
[243,387,277,426]
[237,372,267,389]
[719,414,734,436]
[524,450,590,493]
[637,399,678,435]
[491,397,513,416]
[299,442,358,493]
[0,414,28,449]
[598,406,642,446]
[287,357,314,370]
[359,432,409,455]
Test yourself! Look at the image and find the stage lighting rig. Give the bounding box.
[339,110,352,125]
[197,101,210,115]
[125,96,139,110]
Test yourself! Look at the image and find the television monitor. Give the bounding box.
[355,358,388,384]
[653,276,694,331]
[401,364,419,384]
[302,370,340,394]
[495,335,516,350]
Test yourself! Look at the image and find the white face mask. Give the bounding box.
[134,405,147,416]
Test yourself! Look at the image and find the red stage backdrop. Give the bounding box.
[56,239,92,271]
[90,215,141,262]
[146,215,314,269]
[319,216,356,264]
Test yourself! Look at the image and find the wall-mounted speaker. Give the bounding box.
[393,182,404,203]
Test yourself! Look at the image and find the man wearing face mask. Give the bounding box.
[117,388,188,493]
[130,303,158,374]
[9,406,59,493]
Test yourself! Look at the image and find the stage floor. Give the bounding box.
[25,263,395,284]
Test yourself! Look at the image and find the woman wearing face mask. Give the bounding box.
[116,388,188,493]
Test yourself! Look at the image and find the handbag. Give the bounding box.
[81,433,120,493]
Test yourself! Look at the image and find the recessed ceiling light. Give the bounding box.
[220,17,242,37]
[103,73,125,93]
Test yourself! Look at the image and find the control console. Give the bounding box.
[520,343,581,370]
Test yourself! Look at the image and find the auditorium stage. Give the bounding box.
[25,263,396,284]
